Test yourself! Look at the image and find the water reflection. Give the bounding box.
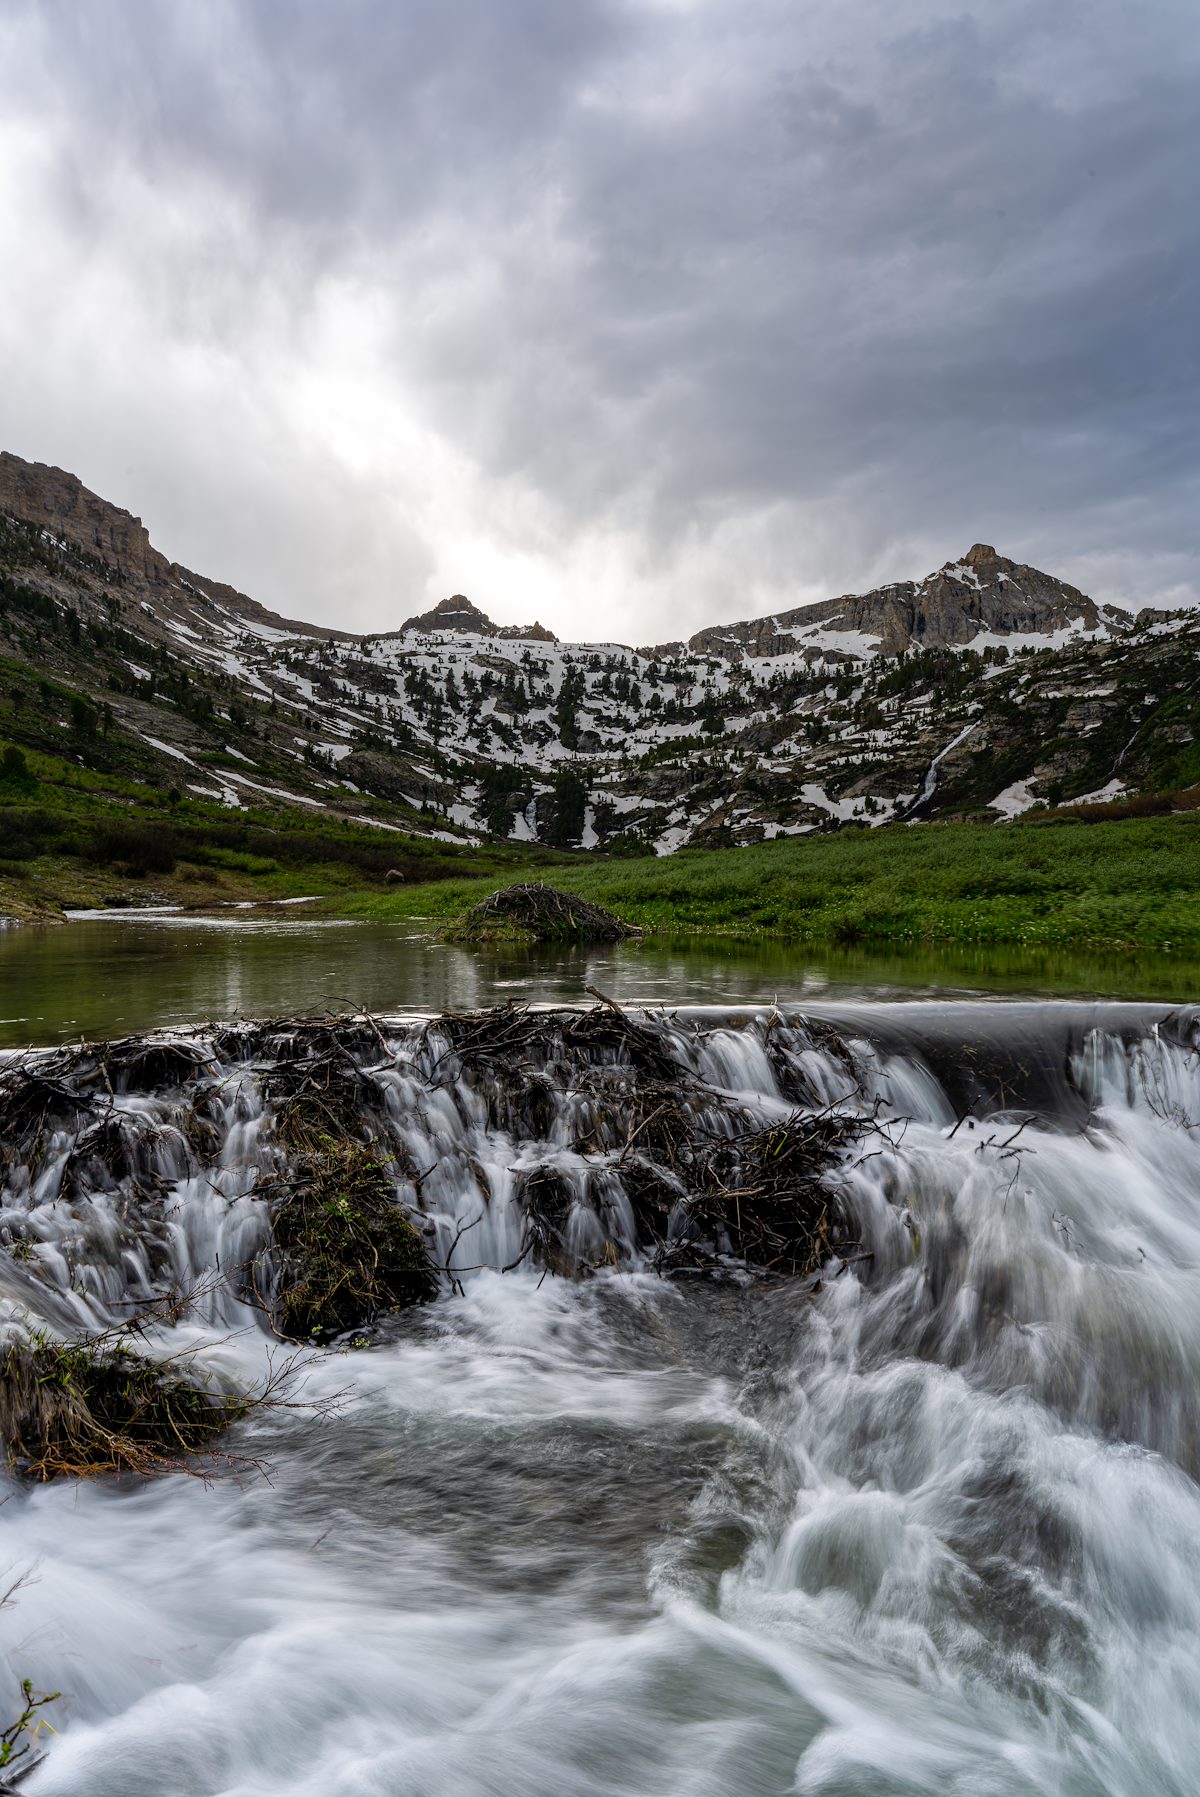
[0,910,1197,1047]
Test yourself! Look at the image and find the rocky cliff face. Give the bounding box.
[690,544,1110,660]
[399,594,558,642]
[0,452,347,640]
[0,451,167,588]
[498,619,557,643]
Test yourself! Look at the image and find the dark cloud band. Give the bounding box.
[2,0,1197,635]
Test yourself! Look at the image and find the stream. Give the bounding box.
[2,910,1199,1048]
[2,996,1199,1794]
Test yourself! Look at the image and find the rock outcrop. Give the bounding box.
[0,451,165,587]
[0,452,345,640]
[398,594,558,643]
[401,594,498,636]
[689,544,1109,660]
[499,619,557,642]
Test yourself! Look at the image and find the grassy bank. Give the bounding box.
[5,745,1200,956]
[335,814,1200,954]
[0,739,570,922]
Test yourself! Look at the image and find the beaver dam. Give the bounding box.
[2,998,1200,1794]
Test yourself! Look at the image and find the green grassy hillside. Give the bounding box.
[4,723,1199,958]
[0,739,568,922]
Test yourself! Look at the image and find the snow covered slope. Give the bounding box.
[2,453,1196,854]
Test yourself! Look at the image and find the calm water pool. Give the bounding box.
[0,906,1196,1045]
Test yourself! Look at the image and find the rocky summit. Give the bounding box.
[689,543,1117,661]
[0,449,1197,853]
[401,594,557,643]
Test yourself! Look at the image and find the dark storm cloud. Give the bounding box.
[2,0,1198,636]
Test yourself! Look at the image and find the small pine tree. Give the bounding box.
[0,744,35,791]
[544,763,588,846]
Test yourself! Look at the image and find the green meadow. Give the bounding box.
[3,727,1199,959]
[338,814,1200,955]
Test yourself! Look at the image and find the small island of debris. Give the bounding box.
[447,882,636,945]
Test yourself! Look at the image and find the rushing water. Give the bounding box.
[2,1000,1200,1795]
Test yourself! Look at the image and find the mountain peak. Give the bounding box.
[397,594,558,642]
[401,594,497,635]
[689,545,1102,660]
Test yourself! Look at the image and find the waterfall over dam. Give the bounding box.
[2,999,1199,1796]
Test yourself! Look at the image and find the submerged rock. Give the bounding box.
[450,882,634,945]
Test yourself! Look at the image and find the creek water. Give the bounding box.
[1,910,1198,1047]
[2,942,1200,1793]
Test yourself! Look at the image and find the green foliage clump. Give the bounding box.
[88,821,178,875]
[1,1677,61,1776]
[0,743,35,794]
[1,1330,245,1482]
[540,764,588,847]
[270,1110,437,1341]
[476,763,527,839]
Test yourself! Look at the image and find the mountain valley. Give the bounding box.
[1,451,1198,894]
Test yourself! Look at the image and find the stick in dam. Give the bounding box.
[0,1001,881,1482]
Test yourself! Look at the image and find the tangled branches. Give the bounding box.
[448,883,634,945]
[0,1060,92,1169]
[1,1330,247,1482]
[423,998,869,1281]
[0,1036,215,1173]
[0,1272,334,1483]
[649,1108,862,1279]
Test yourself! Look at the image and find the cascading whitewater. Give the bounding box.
[0,1005,872,1343]
[1,1000,1199,1797]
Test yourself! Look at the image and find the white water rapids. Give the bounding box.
[2,1001,1200,1796]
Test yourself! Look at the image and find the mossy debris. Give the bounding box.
[447,882,634,945]
[269,1104,437,1341]
[0,1331,245,1481]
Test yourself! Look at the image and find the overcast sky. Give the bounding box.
[2,0,1197,640]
